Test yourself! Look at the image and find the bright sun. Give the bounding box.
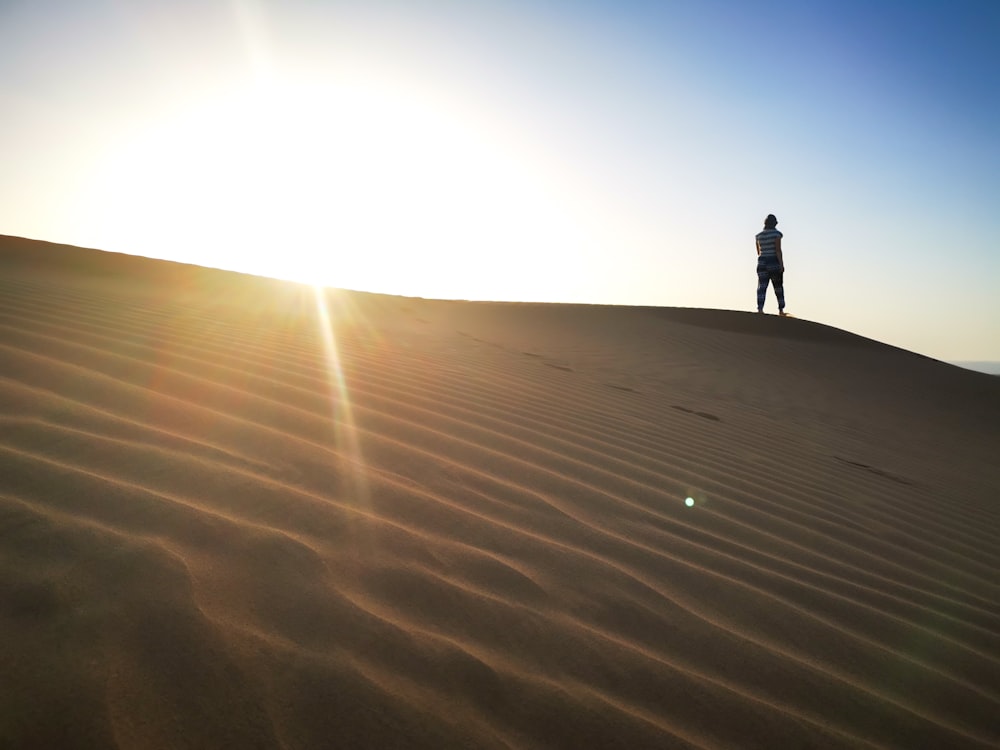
[78,74,591,300]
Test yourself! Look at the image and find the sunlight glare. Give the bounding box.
[312,285,370,509]
[77,70,595,300]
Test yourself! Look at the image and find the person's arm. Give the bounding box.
[756,238,761,257]
[775,236,783,269]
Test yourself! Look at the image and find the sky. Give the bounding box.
[1,0,998,362]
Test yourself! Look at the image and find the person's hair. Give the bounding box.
[764,214,778,229]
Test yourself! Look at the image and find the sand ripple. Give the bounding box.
[2,237,999,749]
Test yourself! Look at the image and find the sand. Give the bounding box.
[1,234,999,750]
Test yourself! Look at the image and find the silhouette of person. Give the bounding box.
[755,213,786,315]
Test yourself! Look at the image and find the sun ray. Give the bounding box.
[229,0,275,83]
[311,285,370,514]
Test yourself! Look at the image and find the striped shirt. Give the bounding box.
[755,228,783,264]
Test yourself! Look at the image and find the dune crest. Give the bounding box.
[2,236,999,749]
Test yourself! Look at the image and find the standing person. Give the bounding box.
[755,213,786,315]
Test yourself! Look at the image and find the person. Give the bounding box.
[755,213,786,315]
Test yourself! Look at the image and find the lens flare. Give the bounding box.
[312,285,370,509]
[685,497,695,507]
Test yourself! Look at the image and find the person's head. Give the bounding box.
[764,214,778,229]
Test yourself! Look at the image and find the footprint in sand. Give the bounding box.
[672,405,721,422]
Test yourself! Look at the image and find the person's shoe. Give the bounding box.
[756,308,763,313]
[779,310,789,317]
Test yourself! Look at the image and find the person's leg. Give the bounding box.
[771,268,785,312]
[757,267,769,311]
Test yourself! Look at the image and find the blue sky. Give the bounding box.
[1,0,998,362]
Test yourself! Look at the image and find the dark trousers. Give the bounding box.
[757,264,785,311]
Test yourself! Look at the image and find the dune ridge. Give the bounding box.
[2,236,999,749]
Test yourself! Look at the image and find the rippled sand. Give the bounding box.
[2,235,999,749]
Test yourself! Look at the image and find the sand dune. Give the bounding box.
[2,235,999,749]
